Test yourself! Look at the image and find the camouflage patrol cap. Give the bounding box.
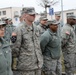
[47,20,60,26]
[0,21,6,26]
[22,7,36,15]
[8,18,12,21]
[55,12,61,16]
[4,18,12,21]
[40,16,48,21]
[4,17,8,21]
[67,14,76,19]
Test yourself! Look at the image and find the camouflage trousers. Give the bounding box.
[13,69,41,75]
[42,56,62,75]
[63,53,75,75]
[74,53,76,70]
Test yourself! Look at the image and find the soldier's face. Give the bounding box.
[5,20,8,24]
[26,14,35,22]
[49,24,58,32]
[69,18,75,25]
[8,20,12,24]
[40,20,47,25]
[0,25,5,37]
[55,16,60,21]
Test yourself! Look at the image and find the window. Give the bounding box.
[2,11,6,15]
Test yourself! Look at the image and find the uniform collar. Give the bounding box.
[48,28,57,35]
[40,24,46,29]
[67,23,74,28]
[23,22,34,32]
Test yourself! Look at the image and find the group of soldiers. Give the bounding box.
[0,6,76,75]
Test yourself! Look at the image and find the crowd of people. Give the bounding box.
[0,7,76,75]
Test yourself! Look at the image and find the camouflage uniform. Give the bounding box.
[4,24,15,44]
[37,16,47,36]
[37,24,46,36]
[2,38,13,75]
[4,24,12,43]
[3,18,15,43]
[40,20,61,75]
[0,21,13,75]
[12,22,43,75]
[61,23,76,75]
[73,23,76,70]
[4,24,16,70]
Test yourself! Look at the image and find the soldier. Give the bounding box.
[8,18,16,33]
[7,18,16,42]
[0,21,13,75]
[55,12,63,27]
[55,12,62,75]
[55,12,63,38]
[12,7,43,75]
[0,21,6,37]
[61,14,76,75]
[73,16,76,71]
[4,18,16,44]
[40,20,61,75]
[37,16,48,36]
[4,18,9,24]
[55,12,63,41]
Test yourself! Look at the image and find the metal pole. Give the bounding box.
[61,0,64,26]
[58,0,64,57]
[59,0,64,45]
[45,5,47,18]
[50,7,53,20]
[22,4,24,9]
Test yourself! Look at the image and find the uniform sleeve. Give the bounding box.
[12,27,22,57]
[61,28,70,48]
[40,35,49,53]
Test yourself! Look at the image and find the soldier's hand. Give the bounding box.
[12,32,17,36]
